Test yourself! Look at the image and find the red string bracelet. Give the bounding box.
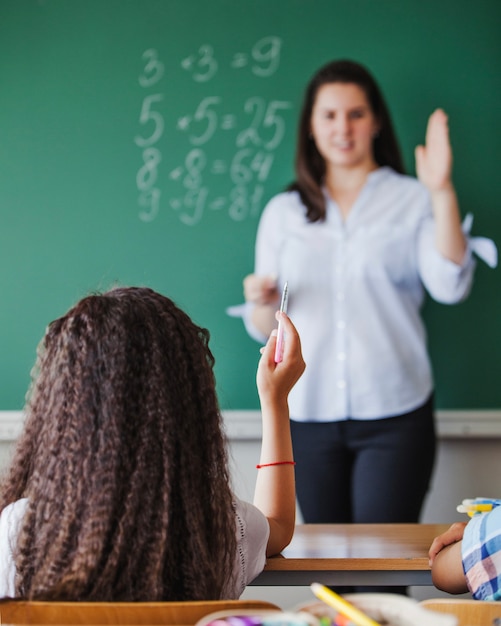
[256,461,296,469]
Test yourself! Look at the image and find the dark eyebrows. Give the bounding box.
[350,104,370,113]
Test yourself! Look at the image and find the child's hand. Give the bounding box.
[256,312,305,403]
[428,521,468,565]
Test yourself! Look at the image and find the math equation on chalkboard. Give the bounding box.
[134,36,291,226]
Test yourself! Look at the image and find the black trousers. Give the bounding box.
[290,395,436,594]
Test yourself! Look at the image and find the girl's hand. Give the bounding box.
[254,312,305,556]
[415,108,453,193]
[256,312,305,403]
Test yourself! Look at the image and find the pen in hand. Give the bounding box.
[274,281,288,363]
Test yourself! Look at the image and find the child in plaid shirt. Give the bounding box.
[429,506,501,600]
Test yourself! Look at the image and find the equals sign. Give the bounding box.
[209,198,226,210]
[231,53,248,68]
[220,115,236,130]
[211,160,227,174]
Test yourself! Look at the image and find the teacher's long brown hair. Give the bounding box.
[289,59,405,222]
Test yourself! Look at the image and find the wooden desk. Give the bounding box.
[251,524,449,587]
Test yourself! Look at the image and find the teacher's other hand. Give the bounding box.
[243,274,280,306]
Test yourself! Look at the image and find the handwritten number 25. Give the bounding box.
[237,98,291,150]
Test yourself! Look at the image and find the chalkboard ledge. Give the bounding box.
[1,410,501,442]
[222,410,501,440]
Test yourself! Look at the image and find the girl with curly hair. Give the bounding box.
[0,286,305,600]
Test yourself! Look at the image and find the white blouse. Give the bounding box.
[239,167,496,421]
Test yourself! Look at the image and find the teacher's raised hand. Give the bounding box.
[415,108,454,192]
[416,108,466,264]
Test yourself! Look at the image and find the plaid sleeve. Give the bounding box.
[462,505,501,600]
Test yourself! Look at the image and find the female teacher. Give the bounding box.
[240,59,496,530]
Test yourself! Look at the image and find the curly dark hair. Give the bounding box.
[288,59,405,222]
[0,287,237,601]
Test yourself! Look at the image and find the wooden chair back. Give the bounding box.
[0,599,281,625]
[421,598,501,626]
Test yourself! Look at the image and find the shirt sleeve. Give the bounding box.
[417,213,475,305]
[462,506,501,600]
[231,497,269,596]
[226,194,286,344]
[0,499,27,598]
[417,208,497,304]
[226,301,267,344]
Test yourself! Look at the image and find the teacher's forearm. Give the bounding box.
[432,184,467,265]
[251,303,278,338]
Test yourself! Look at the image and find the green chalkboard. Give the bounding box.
[0,0,500,410]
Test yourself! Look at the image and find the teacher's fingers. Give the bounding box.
[426,108,448,138]
[244,274,279,304]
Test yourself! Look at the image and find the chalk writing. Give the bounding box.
[135,49,164,222]
[181,45,218,83]
[135,37,291,226]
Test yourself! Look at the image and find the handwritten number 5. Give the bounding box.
[190,96,221,146]
[263,101,291,150]
[135,94,164,148]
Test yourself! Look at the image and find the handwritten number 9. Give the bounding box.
[251,36,282,77]
[139,189,161,222]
